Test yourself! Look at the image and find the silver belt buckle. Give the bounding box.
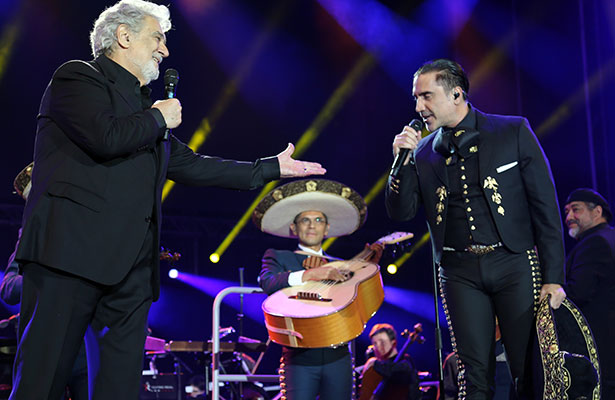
[466,242,501,255]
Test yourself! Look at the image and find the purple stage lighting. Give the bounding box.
[172,272,267,323]
[383,285,445,323]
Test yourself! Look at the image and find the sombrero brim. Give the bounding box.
[252,179,367,238]
[534,296,600,399]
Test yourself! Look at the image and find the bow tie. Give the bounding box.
[433,127,480,162]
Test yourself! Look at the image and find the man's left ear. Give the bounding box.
[116,24,131,49]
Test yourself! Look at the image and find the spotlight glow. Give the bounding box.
[387,264,398,274]
[209,253,220,263]
[168,268,178,279]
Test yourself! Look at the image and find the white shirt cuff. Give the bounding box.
[288,270,305,286]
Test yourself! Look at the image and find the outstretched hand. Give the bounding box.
[276,143,326,178]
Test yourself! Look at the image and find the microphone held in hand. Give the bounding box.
[390,119,423,180]
[163,68,179,140]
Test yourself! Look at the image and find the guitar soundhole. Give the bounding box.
[339,270,354,281]
[290,292,333,302]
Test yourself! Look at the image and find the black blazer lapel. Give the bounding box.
[111,81,142,113]
[93,58,142,113]
[476,110,498,179]
[428,135,448,186]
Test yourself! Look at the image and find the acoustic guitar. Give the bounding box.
[262,232,413,348]
[359,323,424,400]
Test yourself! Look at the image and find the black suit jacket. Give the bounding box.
[16,55,278,299]
[564,223,615,382]
[386,109,564,284]
[259,249,308,295]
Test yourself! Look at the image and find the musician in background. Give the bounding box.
[360,323,421,400]
[254,179,382,400]
[563,188,615,397]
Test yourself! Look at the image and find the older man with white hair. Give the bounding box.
[10,1,324,399]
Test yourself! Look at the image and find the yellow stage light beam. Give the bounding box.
[390,231,431,270]
[162,1,292,202]
[467,30,518,92]
[293,53,376,156]
[320,123,431,253]
[536,58,615,137]
[211,53,377,262]
[322,168,386,252]
[0,20,20,83]
[209,180,279,262]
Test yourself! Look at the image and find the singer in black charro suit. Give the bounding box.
[10,1,325,399]
[386,59,566,399]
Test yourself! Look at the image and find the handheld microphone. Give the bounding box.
[390,119,423,179]
[163,68,179,141]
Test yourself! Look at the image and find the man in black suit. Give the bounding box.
[254,179,381,400]
[10,1,325,399]
[563,188,615,397]
[1,163,89,400]
[386,59,566,399]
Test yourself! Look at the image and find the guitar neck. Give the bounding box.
[352,247,374,262]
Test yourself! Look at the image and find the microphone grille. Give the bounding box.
[164,68,179,85]
[409,119,423,132]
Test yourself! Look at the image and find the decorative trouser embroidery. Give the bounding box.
[439,275,467,400]
[278,356,287,400]
[440,248,542,400]
[528,249,542,313]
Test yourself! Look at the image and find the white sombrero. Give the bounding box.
[252,179,367,238]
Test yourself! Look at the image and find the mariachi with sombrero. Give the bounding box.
[253,179,412,348]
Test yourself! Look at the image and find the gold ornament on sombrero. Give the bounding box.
[435,186,447,225]
[253,179,367,238]
[483,176,505,216]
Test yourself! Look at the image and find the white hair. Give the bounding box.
[89,0,171,58]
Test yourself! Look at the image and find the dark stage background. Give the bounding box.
[0,0,614,383]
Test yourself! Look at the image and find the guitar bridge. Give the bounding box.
[290,292,332,302]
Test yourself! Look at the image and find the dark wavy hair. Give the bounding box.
[414,59,470,100]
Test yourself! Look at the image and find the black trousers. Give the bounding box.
[440,247,540,400]
[10,229,154,400]
[280,345,352,400]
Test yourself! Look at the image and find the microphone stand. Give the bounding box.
[430,235,445,395]
[238,267,245,398]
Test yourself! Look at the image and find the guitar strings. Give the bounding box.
[304,257,370,295]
